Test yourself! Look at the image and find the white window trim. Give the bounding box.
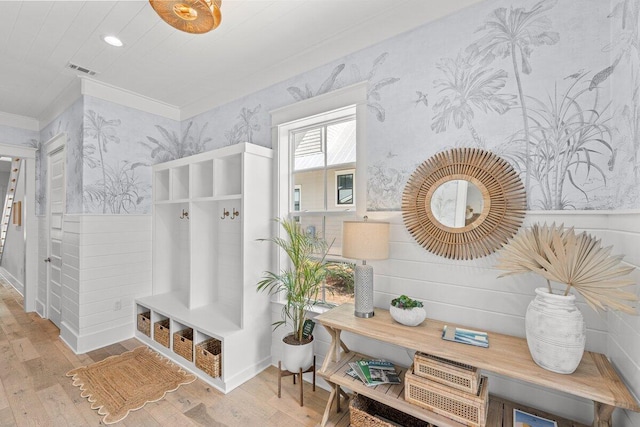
[271,81,368,223]
[293,184,302,211]
[269,82,367,304]
[334,168,355,208]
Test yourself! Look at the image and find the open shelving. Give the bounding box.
[135,142,274,393]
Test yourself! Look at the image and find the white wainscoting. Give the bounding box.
[60,214,152,354]
[36,216,47,317]
[607,212,640,426]
[0,267,23,296]
[270,210,640,425]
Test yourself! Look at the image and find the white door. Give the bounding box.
[46,146,64,328]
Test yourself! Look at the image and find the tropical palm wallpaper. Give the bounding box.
[2,0,638,215]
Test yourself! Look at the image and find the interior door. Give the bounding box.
[46,146,64,328]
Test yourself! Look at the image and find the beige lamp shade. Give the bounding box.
[342,221,390,261]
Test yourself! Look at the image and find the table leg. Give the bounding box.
[320,385,337,427]
[334,329,342,362]
[320,326,338,373]
[340,339,350,354]
[593,402,614,427]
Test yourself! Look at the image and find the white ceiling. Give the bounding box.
[0,0,484,124]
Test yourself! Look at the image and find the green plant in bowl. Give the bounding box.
[391,295,424,309]
[390,295,426,326]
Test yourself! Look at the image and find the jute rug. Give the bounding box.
[67,346,196,424]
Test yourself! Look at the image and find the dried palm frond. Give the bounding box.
[496,223,637,315]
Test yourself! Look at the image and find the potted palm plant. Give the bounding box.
[257,218,331,372]
[496,223,637,374]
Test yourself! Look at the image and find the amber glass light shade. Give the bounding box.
[149,0,222,34]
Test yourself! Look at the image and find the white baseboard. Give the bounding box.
[35,300,45,317]
[0,267,24,296]
[224,356,272,393]
[60,320,135,354]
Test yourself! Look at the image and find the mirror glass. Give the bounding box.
[429,180,483,228]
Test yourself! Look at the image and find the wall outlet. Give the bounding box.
[114,300,121,311]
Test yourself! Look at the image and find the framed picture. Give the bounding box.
[12,201,21,226]
[514,409,558,427]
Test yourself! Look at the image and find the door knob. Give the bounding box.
[44,257,51,262]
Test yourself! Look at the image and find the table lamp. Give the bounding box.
[342,218,389,318]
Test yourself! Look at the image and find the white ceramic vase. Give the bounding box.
[525,287,586,374]
[389,305,427,327]
[282,334,314,372]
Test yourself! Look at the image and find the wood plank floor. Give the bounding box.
[0,279,350,426]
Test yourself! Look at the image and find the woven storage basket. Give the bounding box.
[195,338,222,378]
[350,394,431,427]
[137,311,151,337]
[173,328,194,361]
[154,319,171,348]
[414,352,480,394]
[405,365,488,427]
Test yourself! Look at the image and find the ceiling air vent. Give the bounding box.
[66,63,97,76]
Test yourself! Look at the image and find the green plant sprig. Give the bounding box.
[391,295,423,309]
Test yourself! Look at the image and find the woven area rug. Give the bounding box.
[67,346,196,424]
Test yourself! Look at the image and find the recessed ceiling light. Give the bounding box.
[103,35,123,47]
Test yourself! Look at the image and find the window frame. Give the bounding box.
[293,184,302,212]
[271,82,368,306]
[334,168,355,208]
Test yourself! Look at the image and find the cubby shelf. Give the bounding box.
[137,292,241,339]
[136,142,274,394]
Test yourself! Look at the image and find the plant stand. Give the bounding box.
[277,356,316,407]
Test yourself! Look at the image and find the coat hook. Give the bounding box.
[179,209,189,220]
[221,208,229,219]
[230,208,240,219]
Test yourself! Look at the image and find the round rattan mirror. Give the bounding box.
[402,148,526,260]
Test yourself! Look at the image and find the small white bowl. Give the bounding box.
[390,305,426,327]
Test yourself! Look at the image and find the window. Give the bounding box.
[273,82,367,306]
[290,118,356,305]
[335,169,355,207]
[293,185,301,212]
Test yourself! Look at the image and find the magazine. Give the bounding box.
[442,325,489,348]
[513,409,558,427]
[348,360,401,386]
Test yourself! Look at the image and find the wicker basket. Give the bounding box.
[405,365,488,427]
[154,319,171,348]
[350,394,431,427]
[137,311,151,337]
[173,328,194,361]
[414,352,480,394]
[195,338,222,378]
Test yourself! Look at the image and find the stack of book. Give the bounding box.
[441,325,489,348]
[346,360,401,387]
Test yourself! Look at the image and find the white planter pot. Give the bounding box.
[282,334,314,372]
[525,287,586,374]
[389,305,426,327]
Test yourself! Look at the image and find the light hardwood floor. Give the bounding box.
[0,279,349,426]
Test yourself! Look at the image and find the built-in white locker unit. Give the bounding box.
[135,142,273,393]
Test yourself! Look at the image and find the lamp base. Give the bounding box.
[354,311,374,318]
[354,263,374,318]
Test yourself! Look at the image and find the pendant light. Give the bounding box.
[149,0,222,34]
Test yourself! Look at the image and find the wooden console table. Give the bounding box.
[315,303,639,427]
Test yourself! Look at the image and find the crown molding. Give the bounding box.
[0,111,39,132]
[81,78,180,121]
[38,78,82,131]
